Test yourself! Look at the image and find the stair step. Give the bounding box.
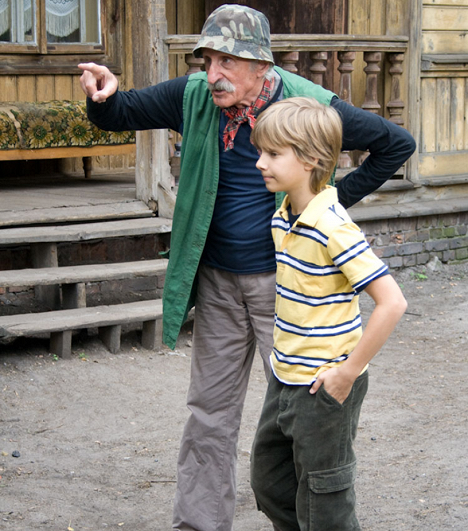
[0,259,168,288]
[0,217,172,246]
[0,299,164,358]
[0,201,154,228]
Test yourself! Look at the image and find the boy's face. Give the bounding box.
[256,145,315,196]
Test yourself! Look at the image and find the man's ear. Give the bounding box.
[257,61,271,78]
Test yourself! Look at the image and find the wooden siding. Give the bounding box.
[422,1,468,53]
[419,0,468,178]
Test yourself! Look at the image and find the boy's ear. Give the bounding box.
[304,158,318,172]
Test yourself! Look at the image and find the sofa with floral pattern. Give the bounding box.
[0,100,136,177]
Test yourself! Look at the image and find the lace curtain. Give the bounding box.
[0,0,10,37]
[46,0,79,38]
[0,0,33,40]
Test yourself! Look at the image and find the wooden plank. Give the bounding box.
[0,201,153,228]
[436,77,451,152]
[141,319,162,350]
[132,0,172,215]
[17,76,37,102]
[0,76,18,102]
[72,76,85,101]
[465,78,468,149]
[370,0,385,35]
[165,34,410,52]
[0,299,163,336]
[31,243,61,310]
[0,217,172,245]
[348,0,370,34]
[451,78,466,150]
[419,151,468,176]
[420,78,437,152]
[349,195,468,222]
[54,75,73,100]
[386,0,409,34]
[422,6,468,31]
[422,31,468,54]
[36,76,56,101]
[406,0,423,184]
[50,330,73,359]
[0,144,136,162]
[0,259,168,288]
[423,0,468,6]
[99,325,121,353]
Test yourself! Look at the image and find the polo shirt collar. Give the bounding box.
[278,186,338,228]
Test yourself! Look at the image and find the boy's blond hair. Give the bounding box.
[251,97,343,193]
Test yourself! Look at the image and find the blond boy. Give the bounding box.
[250,97,408,531]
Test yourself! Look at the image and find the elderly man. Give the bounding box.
[79,4,415,531]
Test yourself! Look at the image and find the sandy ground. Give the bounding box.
[1,259,468,531]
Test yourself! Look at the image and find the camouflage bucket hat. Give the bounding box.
[193,4,274,64]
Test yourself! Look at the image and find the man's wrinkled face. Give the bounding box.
[202,49,269,109]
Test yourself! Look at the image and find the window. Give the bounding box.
[0,0,122,74]
[0,0,35,44]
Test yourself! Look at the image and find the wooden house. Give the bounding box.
[0,0,467,353]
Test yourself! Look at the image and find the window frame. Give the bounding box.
[0,0,123,75]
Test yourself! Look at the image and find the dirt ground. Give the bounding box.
[1,258,468,531]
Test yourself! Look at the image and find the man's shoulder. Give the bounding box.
[276,66,336,104]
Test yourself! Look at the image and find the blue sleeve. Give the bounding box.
[86,75,188,134]
[331,97,416,209]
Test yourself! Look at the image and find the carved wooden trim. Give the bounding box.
[279,51,299,74]
[387,53,405,127]
[309,52,328,86]
[337,51,356,169]
[184,54,204,74]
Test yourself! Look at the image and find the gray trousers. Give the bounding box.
[172,264,276,531]
[251,372,369,531]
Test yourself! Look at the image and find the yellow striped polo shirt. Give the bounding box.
[271,186,388,385]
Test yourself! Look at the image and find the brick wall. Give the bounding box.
[361,211,468,269]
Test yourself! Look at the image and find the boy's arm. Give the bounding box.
[310,274,407,403]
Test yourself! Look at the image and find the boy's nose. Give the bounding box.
[256,155,266,170]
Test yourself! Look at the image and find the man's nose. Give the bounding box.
[206,62,222,84]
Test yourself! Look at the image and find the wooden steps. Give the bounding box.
[0,300,163,359]
[0,201,154,228]
[0,217,172,245]
[0,259,168,288]
[0,216,172,357]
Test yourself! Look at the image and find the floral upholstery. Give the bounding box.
[0,100,135,150]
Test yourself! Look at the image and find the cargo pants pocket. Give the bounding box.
[307,461,360,531]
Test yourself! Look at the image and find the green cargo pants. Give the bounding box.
[251,370,369,531]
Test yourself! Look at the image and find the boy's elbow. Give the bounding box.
[394,293,408,320]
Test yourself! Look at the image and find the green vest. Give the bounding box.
[162,67,336,348]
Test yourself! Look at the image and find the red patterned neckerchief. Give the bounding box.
[222,77,273,152]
